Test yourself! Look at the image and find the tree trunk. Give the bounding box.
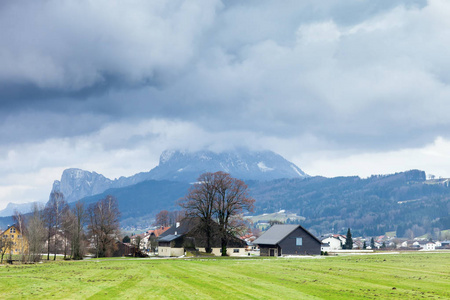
[221,237,227,256]
[47,235,51,260]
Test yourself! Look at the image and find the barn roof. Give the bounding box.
[253,224,321,245]
[158,234,183,242]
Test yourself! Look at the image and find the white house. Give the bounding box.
[424,242,436,251]
[321,237,342,250]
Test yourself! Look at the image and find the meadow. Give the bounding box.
[0,252,448,299]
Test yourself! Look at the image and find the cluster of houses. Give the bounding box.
[127,222,450,257]
[1,221,449,260]
[320,233,450,252]
[126,221,323,257]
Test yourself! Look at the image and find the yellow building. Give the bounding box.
[0,224,28,256]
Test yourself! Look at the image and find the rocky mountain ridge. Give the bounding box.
[51,149,307,203]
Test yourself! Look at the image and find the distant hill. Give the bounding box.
[247,170,450,236]
[51,149,307,203]
[0,201,43,217]
[74,169,450,237]
[79,180,190,228]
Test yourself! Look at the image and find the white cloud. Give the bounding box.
[300,136,450,178]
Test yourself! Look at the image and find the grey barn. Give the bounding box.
[254,224,321,256]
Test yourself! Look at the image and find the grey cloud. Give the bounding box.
[1,0,450,154]
[0,0,221,95]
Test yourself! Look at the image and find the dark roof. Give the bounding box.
[158,221,192,238]
[158,218,246,248]
[253,224,321,245]
[158,234,183,242]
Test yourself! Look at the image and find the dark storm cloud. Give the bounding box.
[1,0,450,153]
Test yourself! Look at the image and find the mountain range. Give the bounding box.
[1,149,449,238]
[0,201,43,217]
[51,149,308,203]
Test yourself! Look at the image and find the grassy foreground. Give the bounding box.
[0,252,449,299]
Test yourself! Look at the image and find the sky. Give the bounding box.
[2,0,450,208]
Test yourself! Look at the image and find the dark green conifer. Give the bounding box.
[344,228,353,249]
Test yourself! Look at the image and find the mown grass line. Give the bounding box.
[0,253,448,299]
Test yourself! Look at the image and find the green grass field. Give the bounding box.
[0,252,448,299]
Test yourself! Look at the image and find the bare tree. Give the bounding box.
[155,210,184,227]
[154,210,169,227]
[13,210,28,262]
[44,201,55,260]
[26,203,46,262]
[179,172,218,253]
[70,201,87,260]
[88,195,121,257]
[45,192,69,260]
[62,209,75,259]
[133,235,142,256]
[214,172,255,256]
[0,235,13,264]
[179,172,255,255]
[147,235,158,254]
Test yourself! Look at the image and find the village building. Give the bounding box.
[112,241,141,257]
[0,224,28,257]
[423,242,436,251]
[254,224,321,256]
[321,236,342,250]
[157,220,247,257]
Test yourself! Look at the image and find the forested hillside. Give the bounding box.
[76,169,450,236]
[248,170,450,236]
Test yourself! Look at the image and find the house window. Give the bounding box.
[296,238,303,246]
[11,235,14,239]
[233,249,239,253]
[3,235,7,238]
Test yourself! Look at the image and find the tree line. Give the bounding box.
[1,193,121,263]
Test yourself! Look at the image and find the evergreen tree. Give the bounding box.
[344,228,353,249]
[363,241,367,249]
[370,237,375,249]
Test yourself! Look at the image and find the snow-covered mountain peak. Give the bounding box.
[148,149,308,182]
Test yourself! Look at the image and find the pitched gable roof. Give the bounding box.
[158,220,192,238]
[0,224,20,235]
[158,234,183,242]
[148,226,170,237]
[253,225,298,245]
[254,224,321,245]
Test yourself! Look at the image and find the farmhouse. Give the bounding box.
[254,224,321,256]
[158,219,247,257]
[0,224,28,256]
